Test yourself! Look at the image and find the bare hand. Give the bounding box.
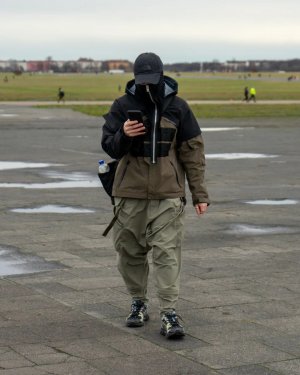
[124,120,146,137]
[195,203,208,216]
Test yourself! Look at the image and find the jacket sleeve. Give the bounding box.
[177,102,210,206]
[101,99,133,159]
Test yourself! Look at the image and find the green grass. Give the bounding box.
[4,71,300,117]
[190,104,300,118]
[1,71,300,101]
[0,73,133,101]
[43,104,300,119]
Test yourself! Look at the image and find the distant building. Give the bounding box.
[225,60,250,72]
[108,69,125,74]
[76,59,102,72]
[102,60,132,72]
[0,59,102,73]
[0,58,300,73]
[26,60,51,72]
[0,61,10,70]
[0,60,26,72]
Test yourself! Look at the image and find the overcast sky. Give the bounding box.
[1,0,300,63]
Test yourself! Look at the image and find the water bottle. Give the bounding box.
[98,159,110,174]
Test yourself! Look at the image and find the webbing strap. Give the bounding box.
[102,198,124,237]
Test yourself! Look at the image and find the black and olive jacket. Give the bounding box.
[101,76,210,206]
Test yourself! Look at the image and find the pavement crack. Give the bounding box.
[50,346,70,355]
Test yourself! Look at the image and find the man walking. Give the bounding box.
[248,87,256,102]
[101,52,210,338]
[57,87,65,103]
[243,86,249,101]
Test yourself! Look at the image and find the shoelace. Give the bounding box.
[165,313,184,327]
[130,303,144,317]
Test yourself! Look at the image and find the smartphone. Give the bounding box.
[127,110,144,124]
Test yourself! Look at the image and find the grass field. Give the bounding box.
[39,103,300,119]
[2,71,300,118]
[1,71,300,101]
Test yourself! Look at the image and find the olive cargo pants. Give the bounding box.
[113,198,185,313]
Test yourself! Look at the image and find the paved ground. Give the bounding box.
[0,105,300,374]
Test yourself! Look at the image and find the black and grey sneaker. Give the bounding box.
[126,300,149,327]
[160,311,185,338]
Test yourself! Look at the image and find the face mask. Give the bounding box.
[136,78,164,104]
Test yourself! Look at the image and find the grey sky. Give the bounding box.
[1,0,300,62]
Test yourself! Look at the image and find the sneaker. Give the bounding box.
[126,300,149,327]
[160,311,185,338]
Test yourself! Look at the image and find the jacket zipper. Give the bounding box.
[146,85,158,164]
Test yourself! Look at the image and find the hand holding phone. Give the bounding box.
[125,110,146,137]
[127,110,144,124]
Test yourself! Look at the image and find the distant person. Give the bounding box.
[243,86,249,101]
[118,84,122,92]
[3,76,8,83]
[57,87,65,103]
[248,87,256,102]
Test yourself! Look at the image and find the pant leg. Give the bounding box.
[146,198,185,314]
[113,198,150,303]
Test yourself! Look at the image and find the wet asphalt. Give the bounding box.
[0,105,300,374]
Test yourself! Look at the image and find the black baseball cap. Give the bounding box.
[134,52,163,85]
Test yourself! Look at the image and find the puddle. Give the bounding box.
[245,199,298,205]
[226,224,298,236]
[206,153,278,160]
[42,171,92,181]
[0,165,101,190]
[0,170,100,189]
[11,205,95,213]
[0,181,100,189]
[66,135,89,138]
[0,181,101,189]
[0,114,19,118]
[202,127,245,132]
[0,245,64,276]
[0,162,61,171]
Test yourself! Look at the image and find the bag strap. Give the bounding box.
[102,198,124,237]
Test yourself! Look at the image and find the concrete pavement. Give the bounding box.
[0,105,300,374]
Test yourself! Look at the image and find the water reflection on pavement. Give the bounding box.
[0,245,64,277]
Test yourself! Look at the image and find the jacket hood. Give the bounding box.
[125,75,178,98]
